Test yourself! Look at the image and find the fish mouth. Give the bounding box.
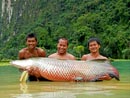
[10,61,26,69]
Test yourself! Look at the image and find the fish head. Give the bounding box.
[10,59,34,69]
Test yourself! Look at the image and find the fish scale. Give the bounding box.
[10,58,120,82]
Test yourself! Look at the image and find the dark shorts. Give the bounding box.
[28,75,51,81]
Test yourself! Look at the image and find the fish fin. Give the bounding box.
[90,79,103,82]
[74,77,84,82]
[109,73,120,81]
[19,71,29,82]
[89,77,102,82]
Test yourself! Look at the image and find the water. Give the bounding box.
[0,61,130,98]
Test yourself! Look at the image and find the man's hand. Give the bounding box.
[99,74,112,80]
[27,67,41,78]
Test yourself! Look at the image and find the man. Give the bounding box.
[81,37,111,80]
[81,37,107,60]
[48,38,76,60]
[19,33,46,81]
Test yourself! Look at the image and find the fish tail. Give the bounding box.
[19,71,29,82]
[109,73,120,81]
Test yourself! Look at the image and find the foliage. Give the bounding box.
[74,45,84,58]
[0,0,130,60]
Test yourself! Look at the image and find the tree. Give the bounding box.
[74,45,84,59]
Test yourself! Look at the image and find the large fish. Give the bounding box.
[10,58,119,82]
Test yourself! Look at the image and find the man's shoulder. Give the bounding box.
[67,53,76,60]
[36,47,46,57]
[81,54,91,60]
[18,48,27,59]
[19,48,27,53]
[48,53,57,58]
[36,47,45,52]
[100,55,108,59]
[82,54,90,57]
[67,53,75,57]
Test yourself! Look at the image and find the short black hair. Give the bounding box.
[26,33,37,41]
[58,37,69,46]
[88,37,101,46]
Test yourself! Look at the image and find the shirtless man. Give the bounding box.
[48,38,76,60]
[81,37,107,60]
[81,37,111,80]
[19,33,46,81]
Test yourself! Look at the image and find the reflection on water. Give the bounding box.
[10,81,130,98]
[0,61,130,98]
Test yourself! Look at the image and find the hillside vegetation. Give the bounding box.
[0,0,130,60]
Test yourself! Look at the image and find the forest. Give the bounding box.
[0,0,130,60]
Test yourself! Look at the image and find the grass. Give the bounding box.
[112,59,130,61]
[0,61,10,66]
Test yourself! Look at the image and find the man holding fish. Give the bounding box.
[16,34,119,82]
[18,33,46,81]
[48,38,76,60]
[49,37,112,81]
[81,37,112,80]
[19,35,76,81]
[81,37,107,60]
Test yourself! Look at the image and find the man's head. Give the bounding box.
[26,33,37,41]
[26,33,37,49]
[87,37,101,53]
[57,38,68,55]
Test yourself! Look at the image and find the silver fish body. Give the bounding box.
[10,58,119,82]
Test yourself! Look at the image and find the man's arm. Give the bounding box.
[18,49,25,59]
[37,48,46,57]
[81,55,87,60]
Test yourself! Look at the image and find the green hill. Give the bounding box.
[0,0,130,60]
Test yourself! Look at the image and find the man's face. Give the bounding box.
[89,41,100,53]
[57,39,68,55]
[26,37,37,49]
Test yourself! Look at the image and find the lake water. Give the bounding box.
[0,61,130,98]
